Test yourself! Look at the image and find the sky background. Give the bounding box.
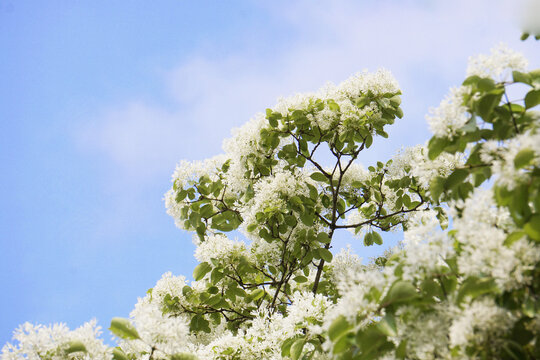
[1,0,539,346]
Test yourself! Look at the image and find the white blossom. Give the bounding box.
[467,43,528,81]
[453,189,540,290]
[482,129,540,190]
[401,209,453,281]
[1,320,110,360]
[194,233,247,264]
[388,144,463,190]
[426,85,471,138]
[449,298,515,348]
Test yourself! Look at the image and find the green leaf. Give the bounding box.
[364,232,373,246]
[524,214,540,241]
[281,337,296,357]
[318,248,333,262]
[268,117,278,128]
[294,275,308,283]
[182,285,193,297]
[193,262,212,281]
[199,204,214,218]
[376,313,397,337]
[444,169,468,190]
[109,318,140,340]
[504,231,526,246]
[477,93,501,120]
[310,172,328,182]
[395,107,404,119]
[190,315,210,333]
[328,315,350,341]
[389,95,401,106]
[333,332,353,354]
[300,212,315,226]
[290,339,306,360]
[371,231,383,245]
[112,348,129,360]
[521,32,530,41]
[513,70,531,84]
[463,75,494,91]
[430,176,445,202]
[525,89,540,109]
[316,232,331,244]
[170,353,198,360]
[175,190,188,203]
[396,340,407,359]
[365,134,373,148]
[382,281,418,306]
[355,325,388,356]
[428,137,450,160]
[514,149,535,169]
[356,96,369,108]
[206,294,222,307]
[65,341,87,354]
[211,269,225,285]
[456,277,498,304]
[250,288,265,301]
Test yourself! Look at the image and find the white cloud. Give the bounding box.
[76,0,540,178]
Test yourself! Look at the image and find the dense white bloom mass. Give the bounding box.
[482,129,540,190]
[1,320,110,360]
[449,298,515,348]
[466,43,528,80]
[453,189,540,290]
[272,69,399,132]
[388,144,463,189]
[426,85,471,138]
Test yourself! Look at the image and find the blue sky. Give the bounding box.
[1,0,539,345]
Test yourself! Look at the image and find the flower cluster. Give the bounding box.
[2,321,109,360]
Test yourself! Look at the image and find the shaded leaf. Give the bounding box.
[444,169,468,190]
[290,339,306,360]
[514,149,535,169]
[310,172,328,182]
[525,89,540,109]
[318,248,333,263]
[382,281,418,306]
[65,341,87,355]
[328,315,350,341]
[112,348,129,360]
[193,262,212,281]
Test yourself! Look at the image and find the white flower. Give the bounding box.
[401,209,452,281]
[467,43,528,81]
[194,233,247,264]
[454,189,540,290]
[330,246,363,283]
[1,320,110,360]
[449,298,515,348]
[128,297,190,356]
[165,154,228,230]
[426,85,471,138]
[388,144,463,190]
[485,129,540,190]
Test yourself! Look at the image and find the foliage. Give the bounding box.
[2,43,540,360]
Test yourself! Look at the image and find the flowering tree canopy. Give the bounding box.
[3,41,540,360]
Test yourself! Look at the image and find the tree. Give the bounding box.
[2,42,540,360]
